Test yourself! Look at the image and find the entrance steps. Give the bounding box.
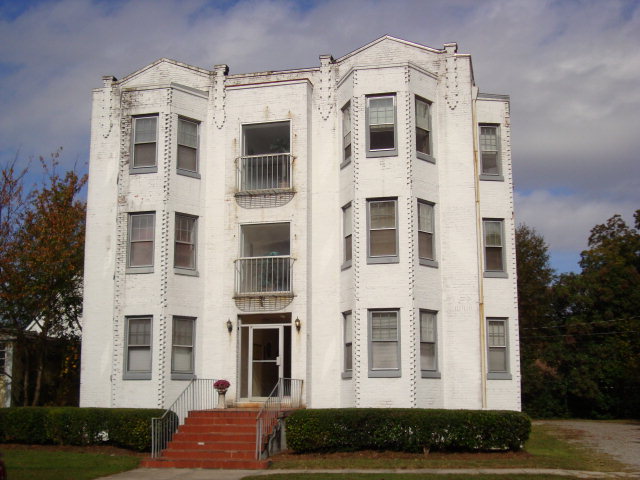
[141,409,270,469]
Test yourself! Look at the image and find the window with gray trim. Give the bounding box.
[369,309,401,377]
[0,342,6,371]
[479,125,502,179]
[172,316,195,378]
[368,199,398,263]
[177,118,199,175]
[132,116,157,172]
[124,316,152,380]
[487,318,511,379]
[342,102,352,165]
[483,219,506,276]
[418,200,436,265]
[128,213,155,272]
[343,311,352,377]
[174,213,197,272]
[415,97,433,162]
[366,94,397,157]
[343,203,352,267]
[420,310,439,377]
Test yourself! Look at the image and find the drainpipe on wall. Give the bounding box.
[471,89,488,409]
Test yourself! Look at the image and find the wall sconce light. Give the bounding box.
[295,317,301,332]
[226,319,233,333]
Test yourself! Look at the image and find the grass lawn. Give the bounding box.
[267,422,628,472]
[1,445,141,480]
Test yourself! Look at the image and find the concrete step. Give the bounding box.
[141,457,269,469]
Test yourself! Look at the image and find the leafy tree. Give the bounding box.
[0,151,86,405]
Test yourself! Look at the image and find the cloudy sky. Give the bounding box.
[1,0,638,273]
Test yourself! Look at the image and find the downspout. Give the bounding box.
[471,89,488,409]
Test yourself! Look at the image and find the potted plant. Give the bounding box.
[214,379,230,409]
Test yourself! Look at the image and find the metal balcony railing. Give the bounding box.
[237,154,292,193]
[235,256,293,295]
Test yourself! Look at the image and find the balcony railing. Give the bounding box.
[237,154,292,193]
[235,256,293,296]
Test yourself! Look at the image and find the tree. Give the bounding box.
[0,151,86,405]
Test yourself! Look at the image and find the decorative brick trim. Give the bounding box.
[213,65,227,129]
[318,55,334,121]
[445,54,459,110]
[351,91,362,407]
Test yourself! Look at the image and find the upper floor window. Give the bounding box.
[177,118,199,176]
[415,97,433,162]
[483,219,506,277]
[366,95,397,157]
[487,318,511,379]
[342,102,352,166]
[479,125,502,180]
[369,309,401,377]
[132,116,157,173]
[238,121,291,192]
[367,199,398,264]
[124,316,152,380]
[174,213,197,274]
[418,200,436,267]
[342,203,352,268]
[127,212,155,273]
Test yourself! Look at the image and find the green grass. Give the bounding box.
[242,475,582,480]
[268,423,628,472]
[2,448,141,480]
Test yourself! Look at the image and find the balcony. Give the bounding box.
[236,153,292,193]
[234,256,294,296]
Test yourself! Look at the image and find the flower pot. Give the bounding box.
[217,391,227,409]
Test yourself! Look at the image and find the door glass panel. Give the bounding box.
[251,328,280,397]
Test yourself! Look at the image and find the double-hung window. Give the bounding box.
[342,311,352,378]
[174,213,197,274]
[177,118,199,176]
[128,213,155,272]
[124,316,152,380]
[415,97,433,162]
[0,342,6,372]
[420,310,440,378]
[366,94,397,157]
[342,203,352,268]
[172,316,195,379]
[369,309,401,377]
[132,116,157,172]
[479,125,502,180]
[418,201,436,266]
[483,219,506,277]
[342,102,352,166]
[368,199,398,264]
[487,318,511,379]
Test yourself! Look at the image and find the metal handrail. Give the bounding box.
[237,153,292,192]
[255,378,303,460]
[234,256,294,295]
[151,378,218,458]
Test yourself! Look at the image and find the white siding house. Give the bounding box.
[80,36,520,411]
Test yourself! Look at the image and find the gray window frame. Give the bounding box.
[0,342,6,371]
[486,317,512,380]
[127,212,155,274]
[342,311,353,379]
[341,102,352,168]
[479,124,503,181]
[174,213,198,276]
[177,117,201,178]
[368,309,401,378]
[366,94,398,157]
[419,310,440,378]
[342,202,352,270]
[367,198,399,264]
[417,200,437,268]
[131,115,158,174]
[415,96,434,163]
[123,316,152,380]
[171,316,196,380]
[483,218,507,278]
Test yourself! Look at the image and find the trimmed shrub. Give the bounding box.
[286,409,531,453]
[0,407,165,451]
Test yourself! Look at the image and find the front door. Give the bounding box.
[240,323,290,400]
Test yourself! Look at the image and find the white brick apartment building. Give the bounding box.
[80,36,520,411]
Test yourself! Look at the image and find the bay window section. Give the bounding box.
[177,118,199,176]
[366,95,397,157]
[420,310,440,378]
[368,199,398,264]
[131,116,157,173]
[124,316,152,380]
[369,310,401,377]
[415,97,433,162]
[342,102,352,166]
[127,213,155,273]
[418,200,436,266]
[342,203,352,268]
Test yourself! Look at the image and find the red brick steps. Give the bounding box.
[141,409,270,470]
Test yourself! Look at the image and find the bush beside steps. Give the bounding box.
[286,408,531,453]
[0,407,165,452]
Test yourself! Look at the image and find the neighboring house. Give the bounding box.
[80,36,520,411]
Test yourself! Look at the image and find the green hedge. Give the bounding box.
[0,407,165,451]
[286,409,531,453]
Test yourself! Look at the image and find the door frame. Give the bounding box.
[242,323,284,400]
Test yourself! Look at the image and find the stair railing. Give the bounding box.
[255,377,303,459]
[151,378,218,458]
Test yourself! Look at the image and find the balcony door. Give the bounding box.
[240,321,291,400]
